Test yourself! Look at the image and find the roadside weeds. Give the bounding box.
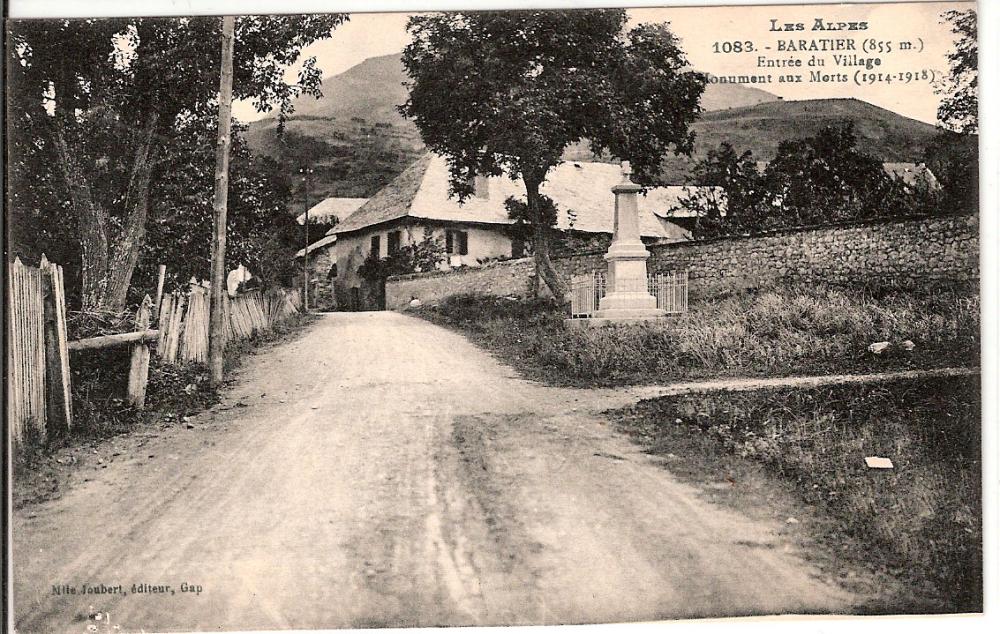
[412,283,979,388]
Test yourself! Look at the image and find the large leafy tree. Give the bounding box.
[6,15,346,312]
[399,10,705,301]
[681,125,942,238]
[936,9,977,134]
[922,130,977,215]
[765,123,910,225]
[134,120,300,299]
[923,9,978,216]
[677,142,771,238]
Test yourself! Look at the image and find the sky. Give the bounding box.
[231,1,974,126]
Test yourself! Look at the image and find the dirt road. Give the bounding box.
[13,312,854,632]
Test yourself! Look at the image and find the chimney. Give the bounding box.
[473,174,490,199]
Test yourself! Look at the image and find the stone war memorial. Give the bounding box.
[567,161,670,327]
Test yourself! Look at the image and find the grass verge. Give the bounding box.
[413,282,979,387]
[609,375,981,614]
[12,312,316,509]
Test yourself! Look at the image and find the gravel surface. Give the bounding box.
[13,312,855,632]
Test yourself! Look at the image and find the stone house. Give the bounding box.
[326,153,704,310]
[881,162,941,191]
[294,197,367,309]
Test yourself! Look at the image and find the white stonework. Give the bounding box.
[592,162,665,321]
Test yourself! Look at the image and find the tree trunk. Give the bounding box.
[53,114,158,314]
[53,125,110,310]
[101,114,158,311]
[524,176,568,304]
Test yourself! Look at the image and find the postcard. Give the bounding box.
[5,1,986,632]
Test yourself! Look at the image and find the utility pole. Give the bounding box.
[300,166,313,312]
[209,15,236,386]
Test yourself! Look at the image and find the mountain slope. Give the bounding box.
[245,53,940,206]
[243,54,423,205]
[282,53,411,122]
[654,97,942,182]
[699,76,778,112]
[695,98,939,161]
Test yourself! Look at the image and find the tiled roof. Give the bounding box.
[882,163,940,189]
[294,234,337,258]
[332,153,706,240]
[328,155,433,235]
[297,197,368,225]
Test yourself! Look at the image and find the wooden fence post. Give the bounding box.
[127,295,153,408]
[164,291,186,364]
[7,257,47,447]
[157,293,174,353]
[40,255,73,432]
[180,283,210,363]
[153,264,166,320]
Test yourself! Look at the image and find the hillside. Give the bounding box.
[243,54,422,207]
[696,98,938,161]
[246,53,783,208]
[655,97,942,182]
[562,98,941,182]
[245,53,942,206]
[699,75,778,112]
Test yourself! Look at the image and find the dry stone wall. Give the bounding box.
[386,214,978,310]
[386,258,537,310]
[645,213,978,288]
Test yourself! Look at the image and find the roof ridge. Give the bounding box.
[328,153,433,235]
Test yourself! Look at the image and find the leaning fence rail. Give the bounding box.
[7,256,303,453]
[569,270,689,318]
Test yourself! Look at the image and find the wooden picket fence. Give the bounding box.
[7,256,301,452]
[8,258,50,447]
[8,256,76,449]
[156,285,302,365]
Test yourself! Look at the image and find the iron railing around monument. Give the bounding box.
[569,270,688,318]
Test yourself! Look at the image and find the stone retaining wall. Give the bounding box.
[386,258,537,310]
[386,214,978,310]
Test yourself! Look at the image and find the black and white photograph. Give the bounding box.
[4,0,993,632]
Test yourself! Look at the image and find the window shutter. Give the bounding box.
[458,231,469,255]
[446,231,454,254]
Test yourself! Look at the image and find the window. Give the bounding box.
[388,230,402,254]
[370,234,381,257]
[327,263,338,279]
[446,230,469,255]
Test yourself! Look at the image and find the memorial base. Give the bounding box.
[564,314,675,329]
